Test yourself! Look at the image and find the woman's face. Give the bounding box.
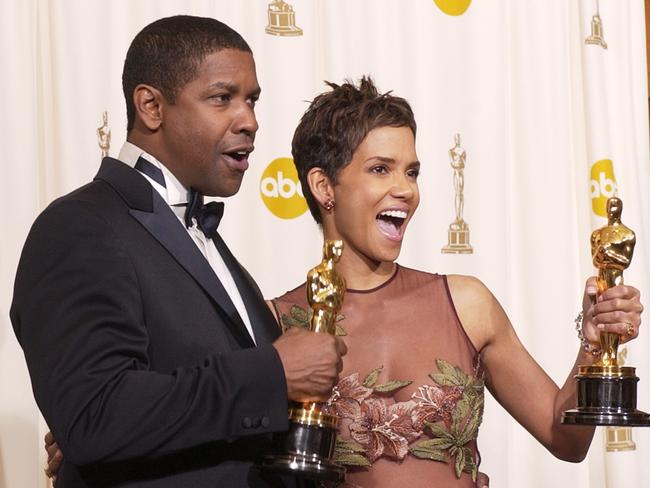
[325,125,420,267]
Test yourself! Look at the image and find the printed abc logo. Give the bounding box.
[260,157,308,219]
[433,0,472,16]
[590,159,617,217]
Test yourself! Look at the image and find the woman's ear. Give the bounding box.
[307,167,335,210]
[132,84,165,131]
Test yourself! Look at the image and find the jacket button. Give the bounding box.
[251,417,261,428]
[261,416,270,428]
[242,416,252,428]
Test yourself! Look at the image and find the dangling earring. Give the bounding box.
[323,199,335,212]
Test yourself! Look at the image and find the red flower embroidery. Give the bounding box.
[349,398,420,462]
[324,372,373,419]
[410,384,464,430]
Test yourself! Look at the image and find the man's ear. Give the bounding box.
[306,167,334,208]
[132,84,165,131]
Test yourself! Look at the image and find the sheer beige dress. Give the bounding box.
[273,265,484,487]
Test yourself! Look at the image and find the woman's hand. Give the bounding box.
[44,431,62,483]
[476,471,490,487]
[581,276,643,346]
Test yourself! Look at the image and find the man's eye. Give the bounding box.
[211,94,230,103]
[247,97,258,108]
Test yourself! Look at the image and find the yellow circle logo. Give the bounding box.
[590,159,618,217]
[433,0,472,16]
[260,157,308,219]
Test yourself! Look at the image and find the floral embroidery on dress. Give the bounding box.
[409,359,484,480]
[328,362,484,482]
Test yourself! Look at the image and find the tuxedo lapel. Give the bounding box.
[95,158,255,349]
[212,234,282,345]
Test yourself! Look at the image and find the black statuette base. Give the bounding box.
[562,374,650,426]
[259,421,345,482]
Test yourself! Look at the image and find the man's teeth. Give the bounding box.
[378,210,407,219]
[228,151,248,161]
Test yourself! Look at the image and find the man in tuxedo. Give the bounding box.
[11,15,345,487]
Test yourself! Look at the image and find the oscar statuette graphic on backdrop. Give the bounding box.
[265,0,303,37]
[261,240,346,482]
[585,2,608,50]
[97,111,111,158]
[442,133,473,254]
[562,197,650,426]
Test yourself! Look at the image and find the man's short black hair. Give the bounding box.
[122,15,251,132]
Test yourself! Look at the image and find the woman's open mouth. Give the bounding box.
[376,209,407,241]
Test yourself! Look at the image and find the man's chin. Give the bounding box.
[202,180,243,198]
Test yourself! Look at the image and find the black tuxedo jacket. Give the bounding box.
[11,158,293,487]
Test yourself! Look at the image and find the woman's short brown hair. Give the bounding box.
[292,77,417,223]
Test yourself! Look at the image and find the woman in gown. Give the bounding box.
[45,78,643,487]
[270,77,644,487]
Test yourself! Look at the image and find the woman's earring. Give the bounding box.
[323,199,335,212]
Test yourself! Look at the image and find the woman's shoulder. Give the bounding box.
[395,264,444,283]
[396,266,488,293]
[446,274,500,352]
[273,281,307,303]
[446,274,492,300]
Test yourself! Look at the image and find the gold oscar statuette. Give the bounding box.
[97,111,111,158]
[260,240,346,482]
[265,0,303,37]
[442,133,473,254]
[562,197,650,426]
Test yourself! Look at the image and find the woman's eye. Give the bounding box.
[407,168,420,179]
[371,165,388,174]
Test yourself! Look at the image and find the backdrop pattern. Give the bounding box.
[1,1,649,487]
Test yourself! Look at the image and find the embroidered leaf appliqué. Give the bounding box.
[429,359,471,387]
[280,305,347,335]
[334,438,371,467]
[373,380,412,393]
[362,366,383,387]
[409,439,449,462]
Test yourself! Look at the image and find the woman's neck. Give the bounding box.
[335,247,396,291]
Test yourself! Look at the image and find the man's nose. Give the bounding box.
[233,103,259,137]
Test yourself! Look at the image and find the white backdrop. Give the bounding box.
[1,1,649,487]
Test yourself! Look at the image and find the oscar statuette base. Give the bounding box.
[562,366,650,426]
[442,223,473,254]
[265,25,303,36]
[259,405,345,482]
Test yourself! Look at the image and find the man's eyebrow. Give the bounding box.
[206,81,236,91]
[205,82,261,98]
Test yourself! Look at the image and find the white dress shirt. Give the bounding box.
[118,142,256,344]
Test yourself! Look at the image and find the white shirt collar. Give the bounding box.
[118,141,188,206]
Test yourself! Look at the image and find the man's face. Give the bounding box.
[159,48,260,197]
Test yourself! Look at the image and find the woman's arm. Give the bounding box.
[447,275,642,462]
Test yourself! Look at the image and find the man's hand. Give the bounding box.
[273,327,347,402]
[44,431,63,482]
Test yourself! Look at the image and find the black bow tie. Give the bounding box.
[133,157,224,239]
[184,189,224,239]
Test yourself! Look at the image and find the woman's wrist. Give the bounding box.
[574,311,602,357]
